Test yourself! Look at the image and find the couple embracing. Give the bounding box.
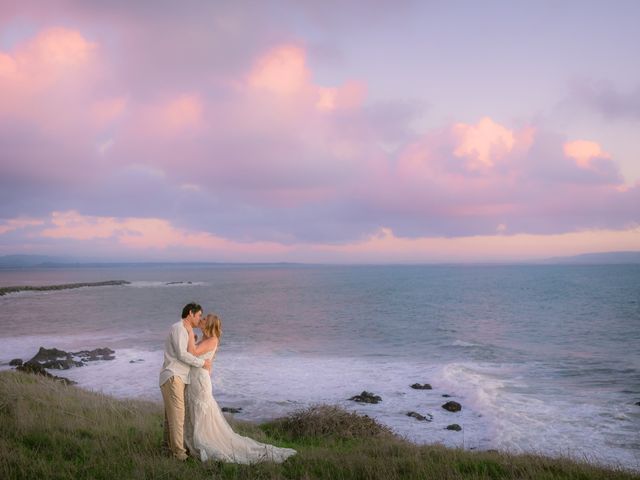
[159,302,297,464]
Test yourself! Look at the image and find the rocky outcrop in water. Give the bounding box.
[407,411,433,422]
[222,407,243,414]
[29,347,83,369]
[13,346,116,384]
[349,391,382,404]
[27,347,115,369]
[74,348,116,362]
[0,280,130,296]
[442,401,462,412]
[410,383,432,390]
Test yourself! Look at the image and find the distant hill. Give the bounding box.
[0,255,77,267]
[542,251,640,264]
[2,252,639,267]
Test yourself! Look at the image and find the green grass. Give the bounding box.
[0,370,637,480]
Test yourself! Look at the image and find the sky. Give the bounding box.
[0,0,639,263]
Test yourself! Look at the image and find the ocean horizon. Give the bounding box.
[0,263,638,471]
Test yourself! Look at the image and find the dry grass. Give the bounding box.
[0,370,637,480]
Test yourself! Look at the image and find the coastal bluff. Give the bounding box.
[0,370,637,480]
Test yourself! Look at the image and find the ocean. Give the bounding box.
[0,264,638,471]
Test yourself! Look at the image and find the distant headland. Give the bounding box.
[1,252,639,267]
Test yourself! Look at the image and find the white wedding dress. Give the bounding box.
[184,348,297,464]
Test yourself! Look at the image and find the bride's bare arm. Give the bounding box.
[191,336,218,357]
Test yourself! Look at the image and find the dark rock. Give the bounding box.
[446,424,462,431]
[31,347,69,363]
[129,359,145,364]
[222,407,243,414]
[16,361,76,385]
[74,348,116,362]
[349,391,382,404]
[442,401,462,412]
[29,347,83,369]
[635,402,640,406]
[9,358,23,366]
[26,346,115,369]
[442,394,451,398]
[410,383,432,390]
[407,411,433,422]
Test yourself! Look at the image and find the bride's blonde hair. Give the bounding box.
[202,313,222,339]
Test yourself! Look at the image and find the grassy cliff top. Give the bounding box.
[0,370,636,480]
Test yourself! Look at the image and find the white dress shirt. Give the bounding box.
[159,320,205,387]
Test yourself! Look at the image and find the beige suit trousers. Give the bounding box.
[160,375,188,461]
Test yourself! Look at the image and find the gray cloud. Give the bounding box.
[570,79,640,121]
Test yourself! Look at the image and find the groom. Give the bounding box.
[159,302,212,461]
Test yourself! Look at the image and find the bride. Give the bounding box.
[183,313,297,464]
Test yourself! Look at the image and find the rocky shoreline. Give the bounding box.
[0,280,130,296]
[12,346,467,432]
[10,346,248,414]
[10,346,117,385]
[348,387,465,434]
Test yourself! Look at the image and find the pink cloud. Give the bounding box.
[563,139,611,169]
[309,226,640,263]
[135,93,205,137]
[248,45,309,95]
[0,217,45,235]
[355,116,636,238]
[396,118,534,182]
[14,211,640,262]
[0,21,637,253]
[90,96,127,129]
[316,81,367,112]
[0,27,98,121]
[246,44,366,113]
[39,211,288,256]
[452,116,516,172]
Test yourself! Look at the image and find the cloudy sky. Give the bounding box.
[1,0,639,262]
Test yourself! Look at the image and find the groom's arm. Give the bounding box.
[173,327,206,368]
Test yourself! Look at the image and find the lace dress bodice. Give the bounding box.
[189,347,216,392]
[198,348,216,362]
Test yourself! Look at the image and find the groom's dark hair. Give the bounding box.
[181,302,202,319]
